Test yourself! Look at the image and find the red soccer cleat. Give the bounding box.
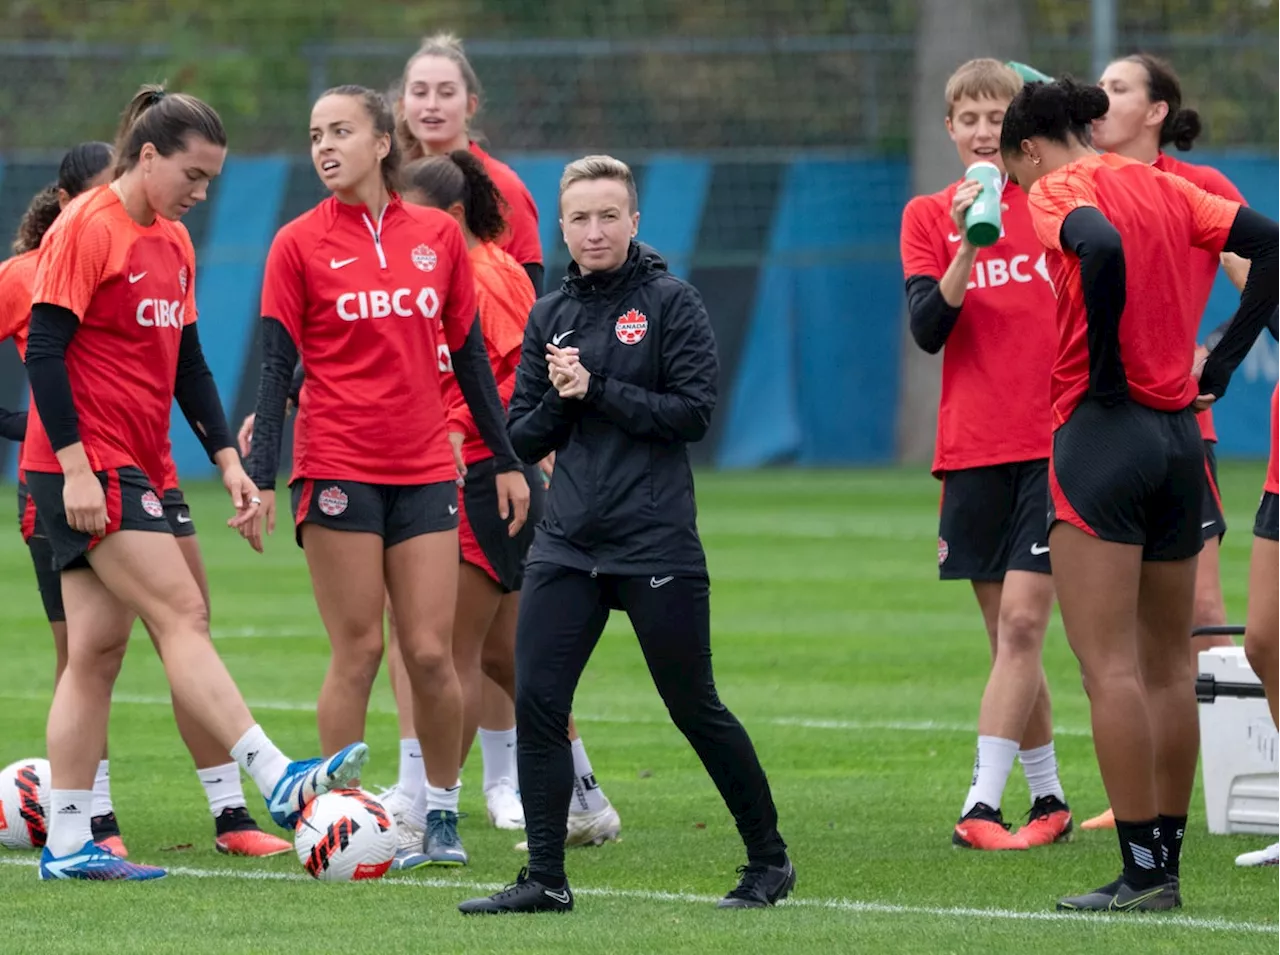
[214,806,292,857]
[1017,795,1074,847]
[91,812,129,858]
[953,803,1028,851]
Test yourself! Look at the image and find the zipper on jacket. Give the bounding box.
[362,206,388,270]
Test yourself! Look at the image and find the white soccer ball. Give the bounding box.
[294,788,397,881]
[0,758,51,850]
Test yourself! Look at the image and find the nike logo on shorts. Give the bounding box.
[448,505,458,515]
[1030,543,1050,556]
[650,576,675,588]
[1201,520,1216,529]
[176,513,192,524]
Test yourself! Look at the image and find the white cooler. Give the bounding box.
[1197,646,1279,835]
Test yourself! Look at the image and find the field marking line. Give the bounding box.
[0,856,1270,934]
[0,690,1093,737]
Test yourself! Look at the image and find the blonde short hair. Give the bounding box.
[945,59,1023,117]
[558,154,638,213]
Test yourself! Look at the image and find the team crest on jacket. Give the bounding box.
[615,308,648,345]
[318,486,349,517]
[411,244,438,273]
[141,490,164,519]
[178,266,188,295]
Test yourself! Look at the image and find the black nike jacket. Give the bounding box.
[507,241,716,578]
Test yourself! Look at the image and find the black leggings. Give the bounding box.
[514,563,785,881]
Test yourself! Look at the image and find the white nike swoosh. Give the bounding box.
[551,330,575,346]
[176,514,192,524]
[448,505,458,515]
[1202,520,1216,529]
[1030,544,1050,556]
[650,576,675,588]
[544,889,571,904]
[128,272,147,283]
[947,233,962,243]
[330,257,358,269]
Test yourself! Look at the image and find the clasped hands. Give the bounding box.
[547,344,590,400]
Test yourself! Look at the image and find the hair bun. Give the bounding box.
[1066,82,1109,125]
[1170,107,1202,151]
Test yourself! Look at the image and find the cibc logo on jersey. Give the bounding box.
[336,287,440,322]
[136,299,185,328]
[966,252,1052,291]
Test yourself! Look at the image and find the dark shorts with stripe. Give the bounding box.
[290,478,459,548]
[18,481,63,623]
[25,466,172,573]
[937,459,1052,581]
[163,487,196,538]
[459,459,543,592]
[1201,440,1227,542]
[1049,399,1204,562]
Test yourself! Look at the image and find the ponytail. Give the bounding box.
[402,150,507,243]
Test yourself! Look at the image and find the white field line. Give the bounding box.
[0,690,1093,738]
[0,856,1270,935]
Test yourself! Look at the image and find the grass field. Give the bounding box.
[0,465,1276,954]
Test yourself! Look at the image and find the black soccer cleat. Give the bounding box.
[717,856,797,908]
[1056,875,1181,912]
[458,868,574,915]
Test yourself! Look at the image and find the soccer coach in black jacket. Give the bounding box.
[459,156,792,915]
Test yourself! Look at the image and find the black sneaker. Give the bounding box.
[458,868,574,915]
[717,856,797,908]
[1057,875,1181,912]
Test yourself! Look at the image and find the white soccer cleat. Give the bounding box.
[376,784,414,828]
[1235,842,1280,867]
[485,780,525,830]
[566,799,621,847]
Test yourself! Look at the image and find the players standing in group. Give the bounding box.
[22,85,368,882]
[900,59,1072,851]
[0,141,292,861]
[1002,76,1277,910]
[386,32,620,848]
[246,85,525,867]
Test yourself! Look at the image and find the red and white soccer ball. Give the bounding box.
[0,758,51,850]
[294,789,396,882]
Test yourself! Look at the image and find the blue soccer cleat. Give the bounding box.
[266,742,369,830]
[39,840,166,881]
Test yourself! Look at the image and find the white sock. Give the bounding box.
[407,784,427,831]
[1019,742,1066,802]
[479,727,517,792]
[961,736,1019,816]
[48,789,94,856]
[196,762,247,817]
[91,760,113,817]
[425,783,461,816]
[397,738,425,802]
[570,737,607,814]
[229,724,290,798]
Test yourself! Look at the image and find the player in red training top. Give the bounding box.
[394,31,545,811]
[1085,54,1254,832]
[22,86,368,883]
[245,85,528,869]
[900,59,1071,851]
[0,144,291,861]
[1002,76,1277,912]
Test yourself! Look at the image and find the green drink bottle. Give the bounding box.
[1006,61,1053,84]
[963,161,1003,248]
